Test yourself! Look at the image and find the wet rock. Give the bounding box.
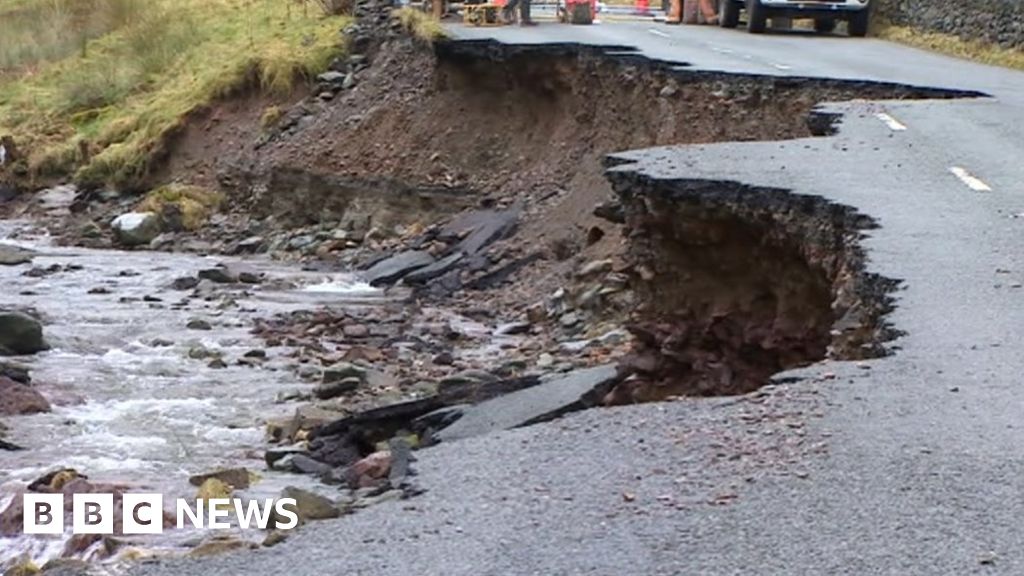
[207,359,227,369]
[273,487,340,524]
[0,244,34,266]
[39,558,94,575]
[198,267,237,284]
[360,250,435,286]
[195,478,232,500]
[435,365,622,442]
[244,349,267,359]
[188,467,252,490]
[0,378,51,416]
[110,212,161,246]
[0,438,24,451]
[186,319,212,331]
[171,276,200,290]
[0,361,30,384]
[87,286,111,295]
[265,444,310,469]
[0,312,47,356]
[279,453,332,475]
[313,376,363,400]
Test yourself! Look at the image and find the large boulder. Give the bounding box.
[0,244,34,266]
[0,376,50,415]
[110,211,161,246]
[0,312,47,356]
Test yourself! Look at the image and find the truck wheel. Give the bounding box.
[847,7,869,37]
[814,18,836,33]
[746,0,767,33]
[719,0,739,28]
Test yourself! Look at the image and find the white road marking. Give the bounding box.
[772,63,792,70]
[949,166,992,192]
[875,112,907,131]
[648,28,670,38]
[711,46,734,54]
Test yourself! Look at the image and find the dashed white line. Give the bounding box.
[648,28,670,38]
[772,63,792,71]
[875,112,907,131]
[710,46,734,54]
[950,166,992,192]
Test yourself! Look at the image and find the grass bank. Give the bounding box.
[0,0,350,191]
[874,23,1024,72]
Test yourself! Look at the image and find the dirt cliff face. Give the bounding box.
[601,174,899,403]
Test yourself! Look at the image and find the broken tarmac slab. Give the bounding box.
[434,364,623,442]
[439,207,520,256]
[360,250,435,287]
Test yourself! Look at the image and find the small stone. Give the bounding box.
[171,276,200,290]
[273,487,340,524]
[559,312,580,328]
[186,319,212,331]
[432,351,454,366]
[189,467,252,489]
[322,362,366,384]
[198,267,237,284]
[314,377,363,400]
[263,530,289,547]
[244,349,267,359]
[343,324,370,338]
[208,359,227,369]
[537,353,555,368]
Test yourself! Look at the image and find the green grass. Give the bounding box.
[137,183,224,229]
[0,0,350,190]
[394,7,447,44]
[875,23,1024,72]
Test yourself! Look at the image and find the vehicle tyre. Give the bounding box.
[719,0,739,28]
[746,0,767,33]
[814,18,836,33]
[848,6,870,37]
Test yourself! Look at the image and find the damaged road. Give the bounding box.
[107,12,1024,576]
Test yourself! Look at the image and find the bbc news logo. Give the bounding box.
[23,494,299,534]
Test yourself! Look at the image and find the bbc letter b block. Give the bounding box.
[73,493,114,534]
[23,493,64,535]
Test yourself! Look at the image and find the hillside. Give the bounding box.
[0,0,349,192]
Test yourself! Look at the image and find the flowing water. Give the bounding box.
[0,216,384,568]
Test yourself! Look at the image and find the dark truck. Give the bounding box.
[718,0,872,36]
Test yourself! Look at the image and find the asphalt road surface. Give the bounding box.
[133,20,1024,576]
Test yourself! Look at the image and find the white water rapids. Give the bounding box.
[0,218,383,569]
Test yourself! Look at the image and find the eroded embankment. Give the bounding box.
[599,173,899,403]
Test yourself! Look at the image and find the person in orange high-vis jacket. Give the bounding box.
[666,0,717,24]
